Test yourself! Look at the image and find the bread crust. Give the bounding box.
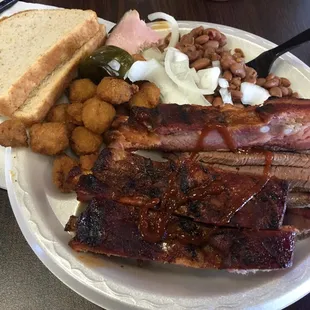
[0,9,101,116]
[13,25,106,125]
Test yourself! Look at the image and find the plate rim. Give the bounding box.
[6,20,310,310]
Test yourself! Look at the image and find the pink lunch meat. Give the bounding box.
[106,10,161,55]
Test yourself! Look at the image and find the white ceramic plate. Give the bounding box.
[6,19,310,310]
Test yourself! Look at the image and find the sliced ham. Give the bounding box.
[106,10,161,54]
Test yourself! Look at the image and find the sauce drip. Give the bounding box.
[240,148,274,178]
[191,124,237,160]
[263,150,274,177]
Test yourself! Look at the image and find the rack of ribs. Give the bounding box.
[65,198,296,271]
[106,98,310,152]
[74,149,288,230]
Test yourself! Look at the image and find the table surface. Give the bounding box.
[1,0,310,309]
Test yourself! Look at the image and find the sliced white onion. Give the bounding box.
[148,12,179,48]
[212,60,221,69]
[142,47,164,61]
[127,59,160,82]
[197,67,221,92]
[164,47,220,95]
[241,82,270,106]
[190,68,200,84]
[219,88,233,104]
[127,59,211,106]
[218,78,229,88]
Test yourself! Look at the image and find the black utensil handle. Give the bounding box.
[272,28,310,58]
[0,0,18,14]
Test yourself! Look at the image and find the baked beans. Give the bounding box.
[174,26,297,105]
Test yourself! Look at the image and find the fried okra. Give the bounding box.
[70,126,102,155]
[52,154,79,193]
[80,153,99,171]
[129,82,160,108]
[67,102,84,126]
[0,119,28,147]
[82,98,116,134]
[69,78,97,103]
[30,122,69,155]
[97,77,139,105]
[46,104,68,123]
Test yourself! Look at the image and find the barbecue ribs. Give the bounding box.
[107,98,310,152]
[65,199,296,271]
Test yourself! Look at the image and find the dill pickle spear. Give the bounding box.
[78,45,134,84]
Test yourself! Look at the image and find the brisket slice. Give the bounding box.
[66,199,296,271]
[107,98,310,152]
[75,149,288,230]
[284,208,310,240]
[171,151,310,191]
[287,192,310,208]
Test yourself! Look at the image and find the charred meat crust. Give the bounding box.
[67,199,296,270]
[76,149,288,230]
[107,99,310,152]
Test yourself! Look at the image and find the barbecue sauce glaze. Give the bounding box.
[139,123,273,243]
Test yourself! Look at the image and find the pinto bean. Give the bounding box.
[215,47,224,54]
[228,84,238,91]
[190,26,204,38]
[195,44,204,51]
[182,45,201,62]
[235,57,245,64]
[280,77,291,87]
[190,58,211,70]
[205,95,214,104]
[230,63,246,78]
[269,87,282,97]
[211,53,221,61]
[180,33,194,45]
[256,78,266,86]
[203,40,220,49]
[292,92,300,98]
[231,77,242,87]
[244,66,257,83]
[287,87,293,96]
[204,28,222,41]
[234,48,245,58]
[230,90,243,100]
[266,73,276,81]
[223,70,233,82]
[263,78,280,89]
[195,35,210,45]
[219,33,227,47]
[212,96,224,107]
[220,51,231,57]
[233,52,243,60]
[220,56,236,70]
[280,86,289,96]
[204,47,216,58]
[244,76,256,83]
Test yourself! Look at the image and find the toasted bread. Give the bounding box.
[13,25,106,125]
[0,9,101,116]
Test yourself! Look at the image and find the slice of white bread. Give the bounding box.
[0,9,101,116]
[13,25,106,125]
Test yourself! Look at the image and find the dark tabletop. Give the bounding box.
[1,0,310,309]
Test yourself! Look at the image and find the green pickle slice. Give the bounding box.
[78,45,134,84]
